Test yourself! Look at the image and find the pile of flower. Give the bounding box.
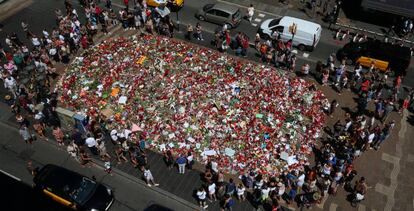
[58,35,326,176]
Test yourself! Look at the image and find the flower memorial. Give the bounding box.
[58,35,326,176]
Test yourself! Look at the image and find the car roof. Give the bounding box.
[279,16,321,33]
[34,164,83,191]
[212,3,239,14]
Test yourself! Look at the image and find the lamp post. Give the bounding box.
[176,9,180,32]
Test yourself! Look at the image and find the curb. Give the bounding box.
[91,158,202,211]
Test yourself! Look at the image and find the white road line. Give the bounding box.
[251,23,257,27]
[329,203,338,211]
[0,169,22,181]
[357,204,366,211]
[254,18,262,23]
[217,0,282,18]
[303,53,309,58]
[258,13,265,18]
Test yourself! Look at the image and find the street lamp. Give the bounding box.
[176,10,180,32]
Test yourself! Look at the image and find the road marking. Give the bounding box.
[382,153,400,164]
[251,23,257,27]
[217,0,282,18]
[0,169,22,181]
[303,53,309,58]
[357,204,366,211]
[258,13,265,18]
[329,203,338,211]
[254,18,262,23]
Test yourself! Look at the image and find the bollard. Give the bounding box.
[353,33,359,42]
[335,29,341,40]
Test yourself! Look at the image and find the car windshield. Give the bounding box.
[232,9,241,19]
[203,4,214,11]
[269,18,281,27]
[66,177,97,205]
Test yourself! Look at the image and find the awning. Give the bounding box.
[361,0,414,18]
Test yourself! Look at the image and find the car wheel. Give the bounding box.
[198,15,205,21]
[298,44,306,51]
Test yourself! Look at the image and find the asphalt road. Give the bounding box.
[0,104,199,211]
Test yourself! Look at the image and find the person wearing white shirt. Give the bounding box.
[247,4,254,22]
[31,36,41,47]
[110,129,118,145]
[143,166,159,187]
[210,160,218,174]
[236,183,246,201]
[186,151,194,169]
[123,128,132,140]
[261,185,271,201]
[196,187,208,209]
[85,134,98,155]
[207,182,217,201]
[4,76,17,98]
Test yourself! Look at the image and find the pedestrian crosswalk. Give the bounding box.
[251,13,267,27]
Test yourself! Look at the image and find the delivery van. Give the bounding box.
[258,16,322,51]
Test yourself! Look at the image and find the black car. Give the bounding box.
[33,164,114,211]
[337,40,411,76]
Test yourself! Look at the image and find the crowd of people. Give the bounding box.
[1,0,413,211]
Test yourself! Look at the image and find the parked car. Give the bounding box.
[258,16,322,51]
[196,3,242,29]
[337,40,411,76]
[33,164,114,211]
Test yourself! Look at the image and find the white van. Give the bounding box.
[258,16,322,51]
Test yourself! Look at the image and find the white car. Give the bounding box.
[258,16,322,51]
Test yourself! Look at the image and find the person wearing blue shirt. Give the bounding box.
[176,155,187,174]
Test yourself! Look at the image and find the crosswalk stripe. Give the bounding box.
[254,18,262,22]
[258,13,265,18]
[251,23,257,27]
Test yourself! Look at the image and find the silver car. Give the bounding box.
[196,3,242,28]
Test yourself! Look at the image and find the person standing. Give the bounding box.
[186,24,193,40]
[52,126,65,147]
[247,4,254,22]
[195,23,204,41]
[186,151,194,170]
[208,181,217,202]
[236,183,246,201]
[176,154,187,174]
[143,165,159,187]
[4,75,17,99]
[19,125,33,144]
[197,187,208,209]
[85,133,99,155]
